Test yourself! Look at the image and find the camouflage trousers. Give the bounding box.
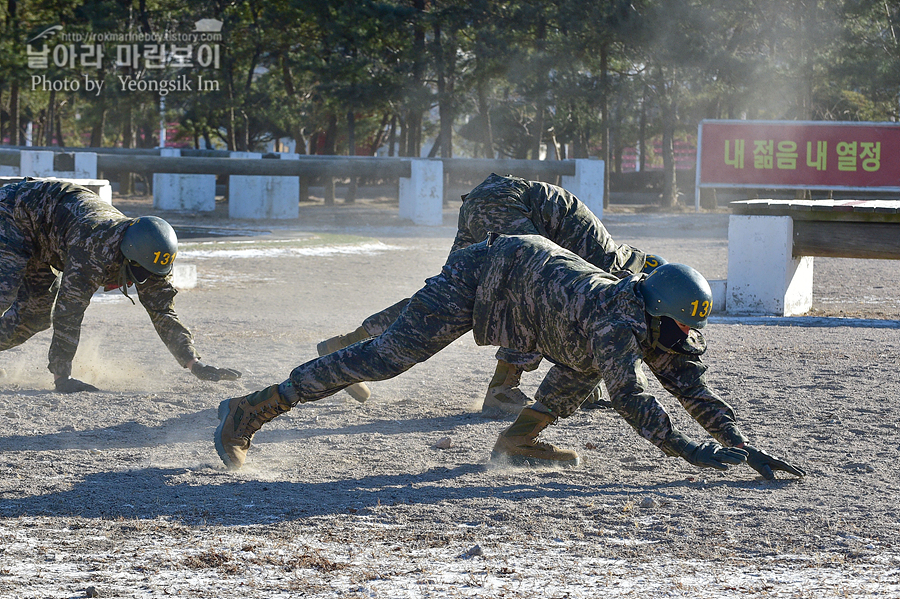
[0,207,60,352]
[289,243,598,418]
[361,297,542,372]
[289,243,487,404]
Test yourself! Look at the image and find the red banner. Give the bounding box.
[697,120,900,190]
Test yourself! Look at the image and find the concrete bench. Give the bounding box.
[726,199,900,315]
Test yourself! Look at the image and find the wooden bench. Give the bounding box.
[726,199,900,316]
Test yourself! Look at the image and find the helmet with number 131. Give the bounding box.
[638,263,713,354]
[120,216,178,284]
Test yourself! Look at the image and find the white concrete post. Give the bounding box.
[561,158,604,218]
[153,149,217,211]
[74,153,98,178]
[171,264,197,290]
[89,182,113,204]
[20,150,55,176]
[228,152,300,219]
[708,279,727,314]
[399,159,443,226]
[726,215,813,316]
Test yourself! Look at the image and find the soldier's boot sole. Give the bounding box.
[214,385,291,470]
[214,398,244,470]
[317,333,371,403]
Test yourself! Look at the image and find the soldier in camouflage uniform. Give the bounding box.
[215,234,805,481]
[317,173,665,415]
[0,179,241,392]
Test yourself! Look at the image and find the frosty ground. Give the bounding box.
[1,194,899,598]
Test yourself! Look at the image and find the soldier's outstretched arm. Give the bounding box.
[647,350,805,479]
[646,349,749,447]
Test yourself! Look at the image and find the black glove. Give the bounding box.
[743,444,806,480]
[55,377,99,393]
[581,384,613,409]
[683,441,748,470]
[191,361,242,382]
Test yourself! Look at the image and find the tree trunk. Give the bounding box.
[280,53,307,154]
[323,114,337,155]
[8,0,20,145]
[600,42,610,208]
[660,100,677,208]
[369,113,390,156]
[477,81,494,159]
[241,110,250,151]
[404,0,426,158]
[120,106,135,195]
[388,114,397,157]
[55,112,65,148]
[9,81,20,145]
[427,130,442,158]
[639,86,647,172]
[346,111,356,203]
[404,109,422,157]
[434,23,456,159]
[90,100,106,147]
[226,75,237,151]
[531,102,544,161]
[397,114,407,157]
[45,90,56,146]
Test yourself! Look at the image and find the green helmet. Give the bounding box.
[121,216,178,277]
[641,253,668,275]
[639,263,712,329]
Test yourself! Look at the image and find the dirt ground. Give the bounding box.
[1,191,899,598]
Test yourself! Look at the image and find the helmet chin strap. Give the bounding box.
[647,314,675,353]
[117,262,137,305]
[647,314,660,347]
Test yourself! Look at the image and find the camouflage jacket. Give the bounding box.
[451,173,646,277]
[1,179,198,378]
[466,234,747,454]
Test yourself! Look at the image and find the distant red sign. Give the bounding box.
[697,120,900,190]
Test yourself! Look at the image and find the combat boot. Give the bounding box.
[215,385,293,470]
[481,360,532,418]
[491,407,580,467]
[317,326,371,403]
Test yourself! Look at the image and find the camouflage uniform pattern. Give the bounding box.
[362,173,647,371]
[0,179,199,378]
[289,235,748,456]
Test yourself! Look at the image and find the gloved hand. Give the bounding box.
[683,441,748,470]
[55,377,99,393]
[743,444,806,480]
[191,361,242,382]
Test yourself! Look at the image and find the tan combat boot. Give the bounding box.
[481,360,532,418]
[215,385,293,470]
[317,326,371,403]
[491,407,581,467]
